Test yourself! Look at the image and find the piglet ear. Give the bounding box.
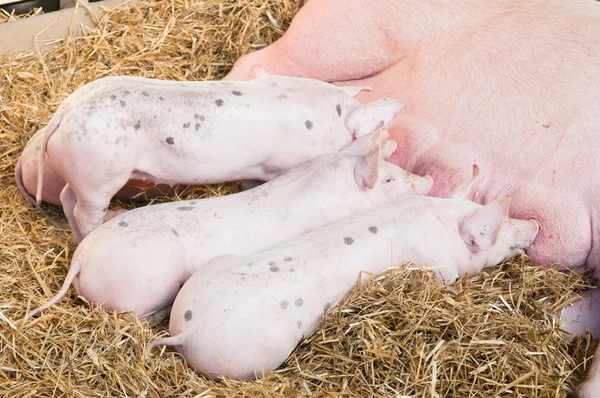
[354,144,381,190]
[340,122,388,154]
[249,65,270,79]
[460,197,511,251]
[379,139,398,161]
[337,85,373,97]
[447,164,480,200]
[345,99,406,138]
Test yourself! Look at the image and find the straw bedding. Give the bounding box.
[0,0,597,396]
[0,7,44,23]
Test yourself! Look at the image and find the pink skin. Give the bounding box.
[147,167,539,380]
[224,1,600,391]
[36,73,403,244]
[24,132,434,321]
[16,127,178,224]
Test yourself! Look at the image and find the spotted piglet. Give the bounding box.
[36,66,404,242]
[147,165,539,380]
[25,129,433,321]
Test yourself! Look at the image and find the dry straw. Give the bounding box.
[0,0,597,396]
[0,7,44,24]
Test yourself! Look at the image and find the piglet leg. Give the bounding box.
[103,208,129,223]
[70,174,131,241]
[60,184,84,243]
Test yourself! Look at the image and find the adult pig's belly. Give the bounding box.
[343,13,600,271]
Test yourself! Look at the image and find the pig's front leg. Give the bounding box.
[224,0,407,82]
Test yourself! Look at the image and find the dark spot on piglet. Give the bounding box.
[305,120,313,130]
[336,104,342,116]
[134,121,141,130]
[231,90,242,96]
[159,96,164,100]
[215,98,224,107]
[177,206,194,211]
[183,122,190,128]
[166,137,175,145]
[110,94,116,100]
[368,226,378,234]
[118,221,128,227]
[194,114,201,119]
[344,237,354,245]
[171,228,179,237]
[102,207,108,212]
[142,91,149,97]
[184,310,192,321]
[297,320,302,329]
[284,256,293,262]
[195,123,200,131]
[246,262,253,267]
[295,298,304,307]
[280,300,289,310]
[124,90,130,95]
[119,100,126,108]
[269,261,279,272]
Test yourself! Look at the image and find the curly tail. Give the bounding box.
[24,258,82,320]
[36,114,63,205]
[146,333,186,363]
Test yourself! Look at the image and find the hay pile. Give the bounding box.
[0,7,44,24]
[0,0,597,396]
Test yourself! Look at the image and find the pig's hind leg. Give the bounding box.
[71,173,132,241]
[60,184,84,243]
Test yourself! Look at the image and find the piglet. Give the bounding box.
[147,165,539,380]
[25,129,433,321]
[36,66,403,242]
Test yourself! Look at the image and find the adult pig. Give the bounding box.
[147,166,539,380]
[25,132,433,321]
[224,1,600,392]
[15,128,175,224]
[36,68,403,242]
